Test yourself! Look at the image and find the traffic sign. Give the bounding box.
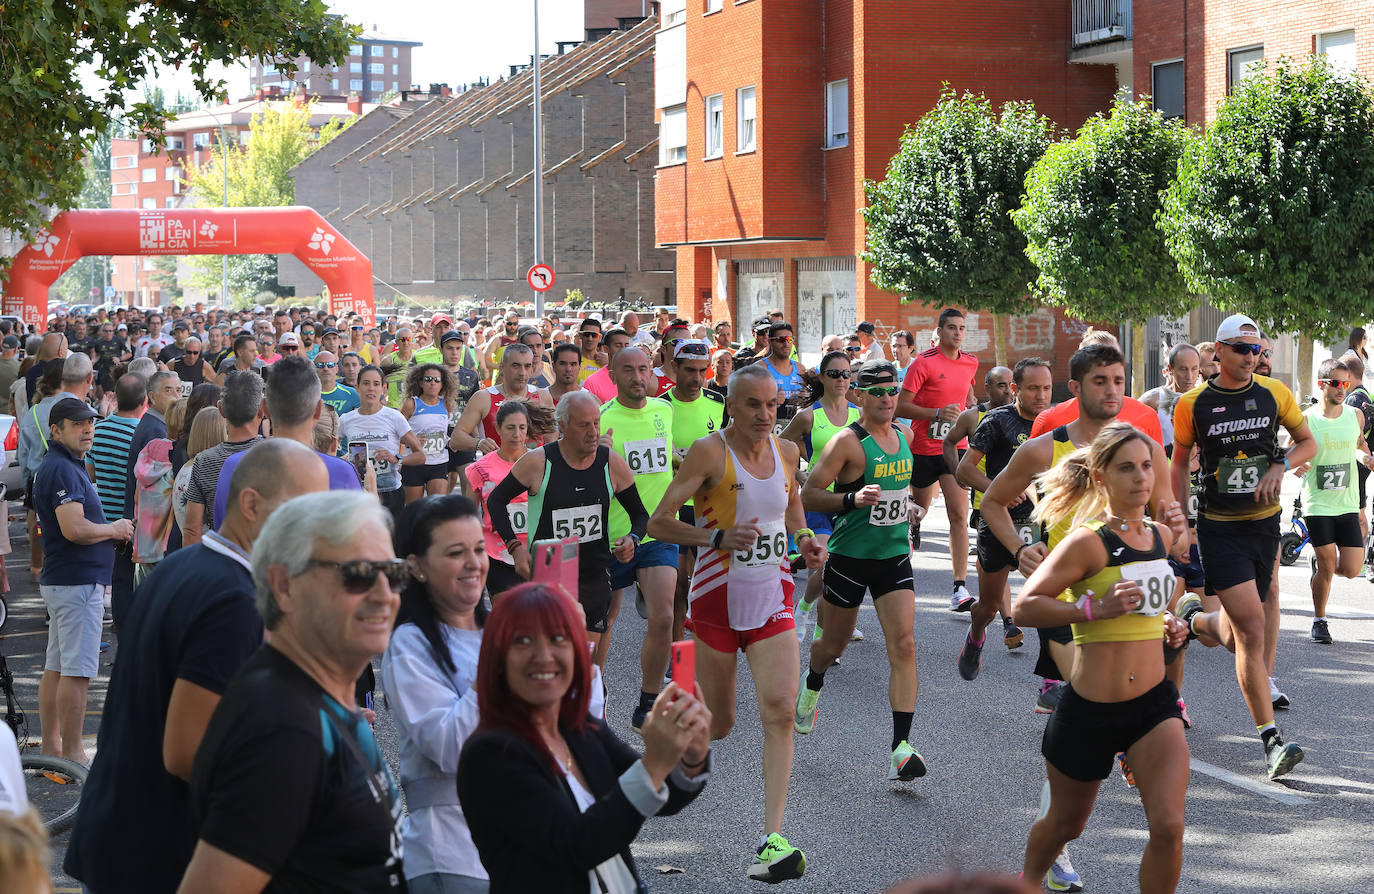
[527,264,555,293]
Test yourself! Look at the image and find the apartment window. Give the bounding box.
[662,0,686,26]
[141,198,156,209]
[1318,30,1357,74]
[141,167,156,182]
[165,166,180,181]
[660,104,687,164]
[826,79,848,148]
[704,93,723,158]
[393,46,399,58]
[140,138,153,154]
[392,64,399,75]
[369,62,385,74]
[166,136,184,150]
[193,132,210,149]
[370,45,384,56]
[1228,46,1264,93]
[705,0,722,12]
[332,78,340,91]
[350,61,362,73]
[1151,60,1184,120]
[171,179,181,195]
[349,43,363,55]
[736,86,756,152]
[164,197,177,208]
[371,80,384,92]
[350,78,364,91]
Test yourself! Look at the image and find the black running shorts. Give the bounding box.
[1042,678,1183,781]
[822,552,914,609]
[1306,512,1363,549]
[1197,514,1279,600]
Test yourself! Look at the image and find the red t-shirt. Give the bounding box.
[1029,396,1164,445]
[900,347,979,455]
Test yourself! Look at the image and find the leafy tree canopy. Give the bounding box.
[0,0,356,274]
[863,87,1054,314]
[1160,57,1374,342]
[1014,96,1195,324]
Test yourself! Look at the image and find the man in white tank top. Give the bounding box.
[1140,343,1201,456]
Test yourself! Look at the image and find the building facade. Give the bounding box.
[249,30,422,102]
[283,18,673,307]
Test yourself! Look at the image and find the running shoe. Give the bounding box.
[1264,734,1304,779]
[1046,848,1083,892]
[1115,751,1136,787]
[851,627,864,641]
[957,631,983,681]
[909,521,921,551]
[1035,681,1065,714]
[1310,618,1332,644]
[949,584,975,612]
[1270,677,1290,710]
[1177,698,1192,730]
[888,740,928,781]
[1174,591,1203,639]
[748,833,806,883]
[1003,620,1024,649]
[794,682,820,734]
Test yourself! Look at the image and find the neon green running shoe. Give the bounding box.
[793,681,820,734]
[747,832,806,883]
[888,740,927,781]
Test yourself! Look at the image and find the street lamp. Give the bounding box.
[200,108,234,309]
[532,0,545,320]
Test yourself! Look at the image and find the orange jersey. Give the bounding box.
[1029,396,1163,445]
[901,347,979,455]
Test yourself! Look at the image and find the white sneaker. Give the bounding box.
[949,585,975,612]
[851,627,864,642]
[1270,676,1290,709]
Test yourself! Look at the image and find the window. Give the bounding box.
[349,43,363,55]
[193,132,210,149]
[826,80,848,148]
[392,64,399,75]
[370,45,384,56]
[736,86,756,152]
[1318,30,1357,74]
[164,197,177,208]
[370,80,384,92]
[350,61,362,73]
[392,46,399,58]
[705,0,722,11]
[141,167,156,182]
[391,82,398,91]
[660,104,687,164]
[1228,46,1264,93]
[165,166,181,181]
[166,136,184,150]
[662,0,686,26]
[1151,60,1184,120]
[332,78,340,91]
[704,93,723,158]
[141,138,153,154]
[350,78,364,91]
[141,198,156,209]
[369,62,385,74]
[301,60,310,74]
[171,179,180,195]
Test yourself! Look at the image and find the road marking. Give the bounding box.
[1190,757,1311,806]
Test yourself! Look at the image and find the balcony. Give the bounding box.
[1072,0,1132,48]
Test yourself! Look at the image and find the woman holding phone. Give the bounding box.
[340,364,425,518]
[1014,423,1190,893]
[464,401,532,598]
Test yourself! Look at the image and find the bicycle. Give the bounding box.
[2,652,87,834]
[1278,496,1309,567]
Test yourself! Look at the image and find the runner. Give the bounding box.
[314,351,360,416]
[599,346,680,731]
[761,321,806,434]
[1295,358,1368,644]
[574,317,605,383]
[1015,423,1191,894]
[464,401,533,596]
[399,364,455,503]
[582,327,632,404]
[339,365,425,518]
[440,331,483,493]
[1140,344,1202,454]
[796,360,930,783]
[953,358,1054,677]
[1339,353,1374,572]
[544,342,584,406]
[487,390,648,654]
[897,308,977,607]
[1172,314,1315,779]
[479,310,522,382]
[447,344,553,455]
[1029,331,1163,445]
[648,362,824,884]
[664,339,727,644]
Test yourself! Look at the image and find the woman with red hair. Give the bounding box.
[458,584,711,893]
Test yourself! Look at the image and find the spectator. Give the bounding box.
[174,407,227,534]
[211,355,362,530]
[0,723,26,817]
[66,441,330,894]
[35,399,134,764]
[170,383,222,477]
[181,371,264,544]
[87,375,149,523]
[180,491,405,893]
[24,330,66,404]
[112,370,180,625]
[457,584,710,894]
[21,355,95,579]
[0,335,21,403]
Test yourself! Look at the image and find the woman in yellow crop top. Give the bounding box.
[1014,422,1191,894]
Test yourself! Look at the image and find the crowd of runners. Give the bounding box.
[5,298,1369,894]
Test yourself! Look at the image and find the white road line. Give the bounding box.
[1190,757,1312,806]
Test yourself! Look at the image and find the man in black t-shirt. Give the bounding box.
[65,441,330,894]
[158,321,191,365]
[183,490,405,893]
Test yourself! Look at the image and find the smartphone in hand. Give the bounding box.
[532,537,579,602]
[670,640,695,692]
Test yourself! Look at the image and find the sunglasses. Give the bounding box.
[422,375,443,383]
[1223,341,1263,356]
[280,345,298,351]
[397,337,411,343]
[771,336,794,343]
[579,331,599,338]
[858,385,900,396]
[305,558,408,593]
[674,339,712,358]
[315,361,337,369]
[184,350,200,356]
[844,345,862,353]
[1318,378,1350,389]
[822,368,850,379]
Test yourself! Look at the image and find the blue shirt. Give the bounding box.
[321,384,361,416]
[87,414,141,523]
[35,442,114,586]
[212,448,360,531]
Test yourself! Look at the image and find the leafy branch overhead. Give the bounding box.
[1160,57,1374,343]
[862,87,1054,314]
[1014,96,1195,324]
[0,0,357,273]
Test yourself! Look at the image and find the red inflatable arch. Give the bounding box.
[2,207,374,327]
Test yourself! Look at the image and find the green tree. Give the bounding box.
[0,1,356,276]
[182,102,353,300]
[1014,97,1195,324]
[51,130,114,304]
[1161,57,1374,343]
[148,255,183,301]
[863,88,1054,315]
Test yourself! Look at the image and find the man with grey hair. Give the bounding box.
[181,489,404,892]
[65,440,329,892]
[171,336,212,390]
[488,388,648,661]
[183,371,266,544]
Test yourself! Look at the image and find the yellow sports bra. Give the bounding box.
[1060,520,1173,645]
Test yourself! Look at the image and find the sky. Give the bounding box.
[107,1,587,106]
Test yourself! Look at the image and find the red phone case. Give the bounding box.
[671,640,695,690]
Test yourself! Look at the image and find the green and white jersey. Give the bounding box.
[667,388,726,510]
[1302,404,1360,518]
[828,422,914,560]
[600,396,675,541]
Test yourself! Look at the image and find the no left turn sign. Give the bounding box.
[527,264,555,292]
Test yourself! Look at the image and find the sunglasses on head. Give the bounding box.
[315,361,337,369]
[858,385,900,396]
[822,368,851,379]
[1223,341,1263,356]
[305,558,408,594]
[674,339,712,358]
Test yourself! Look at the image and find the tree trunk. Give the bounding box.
[1297,335,1314,404]
[992,313,1009,367]
[1132,322,1148,395]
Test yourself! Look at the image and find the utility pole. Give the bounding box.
[532,0,545,319]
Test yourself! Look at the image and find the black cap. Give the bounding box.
[322,327,341,337]
[856,321,875,335]
[2,335,18,349]
[49,398,97,426]
[855,359,899,388]
[440,330,463,345]
[752,316,772,334]
[171,320,190,331]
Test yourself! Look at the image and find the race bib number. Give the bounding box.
[552,505,602,543]
[734,521,788,568]
[1317,463,1349,491]
[421,432,447,460]
[1187,481,1200,520]
[179,380,193,398]
[868,489,908,527]
[929,418,954,441]
[624,437,670,476]
[1121,558,1175,617]
[367,446,394,479]
[1218,456,1267,495]
[1015,522,1037,546]
[448,409,464,430]
[508,504,528,536]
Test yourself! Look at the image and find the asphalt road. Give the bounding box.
[8,476,1374,893]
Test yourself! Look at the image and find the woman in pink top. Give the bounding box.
[464,400,531,598]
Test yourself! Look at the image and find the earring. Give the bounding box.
[414,573,426,582]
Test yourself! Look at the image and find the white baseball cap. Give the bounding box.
[277,332,300,347]
[1215,313,1261,343]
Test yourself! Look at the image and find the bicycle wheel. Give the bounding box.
[1279,532,1304,567]
[21,753,87,835]
[0,594,7,630]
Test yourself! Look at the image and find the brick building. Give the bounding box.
[250,29,422,102]
[283,18,674,307]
